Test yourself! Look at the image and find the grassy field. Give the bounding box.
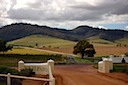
[88,37,115,46]
[7,35,128,57]
[8,35,76,48]
[115,37,128,45]
[1,48,50,55]
[0,53,65,67]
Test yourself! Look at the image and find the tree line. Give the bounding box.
[0,39,13,52]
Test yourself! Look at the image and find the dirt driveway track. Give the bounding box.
[23,65,128,85]
[54,65,128,85]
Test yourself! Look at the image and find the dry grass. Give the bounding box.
[43,46,128,57]
[94,46,128,56]
[7,35,128,57]
[1,48,50,55]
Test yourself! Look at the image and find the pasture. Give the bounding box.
[2,48,50,55]
[8,35,76,48]
[0,53,65,67]
[7,35,128,57]
[44,46,128,57]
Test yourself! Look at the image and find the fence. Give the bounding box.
[0,60,55,85]
[18,60,54,75]
[108,55,128,63]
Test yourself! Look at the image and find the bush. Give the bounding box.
[0,54,64,62]
[18,68,35,76]
[125,52,128,56]
[0,67,18,75]
[0,67,22,85]
[111,65,128,74]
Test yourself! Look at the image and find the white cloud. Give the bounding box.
[97,25,108,29]
[0,0,128,29]
[124,26,128,31]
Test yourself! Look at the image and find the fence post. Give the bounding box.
[51,78,55,85]
[18,60,24,71]
[7,73,11,85]
[47,60,54,74]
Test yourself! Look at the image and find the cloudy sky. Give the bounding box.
[0,0,128,30]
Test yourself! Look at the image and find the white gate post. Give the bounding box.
[7,73,11,85]
[47,60,54,74]
[18,60,24,71]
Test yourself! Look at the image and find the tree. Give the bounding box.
[0,39,13,53]
[73,40,96,59]
[35,43,38,47]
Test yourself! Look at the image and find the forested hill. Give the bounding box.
[0,23,128,41]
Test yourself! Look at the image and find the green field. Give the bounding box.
[8,35,76,48]
[1,48,50,55]
[8,35,125,48]
[0,53,65,67]
[115,37,128,45]
[87,37,115,46]
[7,35,128,57]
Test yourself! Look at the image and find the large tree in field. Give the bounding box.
[0,39,13,53]
[73,40,96,59]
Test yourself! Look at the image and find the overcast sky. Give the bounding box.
[0,0,128,30]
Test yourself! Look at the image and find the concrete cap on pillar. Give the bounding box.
[18,60,24,63]
[47,59,54,63]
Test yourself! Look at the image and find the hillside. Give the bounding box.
[8,35,128,56]
[0,23,128,42]
[8,35,76,48]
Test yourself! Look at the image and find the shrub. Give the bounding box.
[0,67,21,85]
[0,67,18,74]
[18,68,35,76]
[125,52,128,56]
[0,54,63,62]
[111,65,128,74]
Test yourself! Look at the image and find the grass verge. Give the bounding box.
[0,48,50,55]
[74,57,102,64]
[111,64,128,74]
[0,54,65,67]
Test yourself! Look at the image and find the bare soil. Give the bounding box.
[54,65,128,85]
[22,65,128,85]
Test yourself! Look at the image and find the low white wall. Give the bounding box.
[18,60,54,75]
[109,57,123,63]
[24,63,49,75]
[18,60,55,85]
[109,55,128,63]
[124,57,128,63]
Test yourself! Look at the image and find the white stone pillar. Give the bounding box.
[109,59,113,70]
[18,60,24,71]
[102,60,113,73]
[98,61,103,73]
[47,59,54,74]
[98,58,113,73]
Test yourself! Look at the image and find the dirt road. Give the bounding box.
[54,65,128,85]
[23,65,128,85]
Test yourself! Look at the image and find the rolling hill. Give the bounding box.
[8,35,76,48]
[8,35,128,57]
[0,23,128,42]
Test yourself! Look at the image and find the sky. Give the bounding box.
[0,0,128,30]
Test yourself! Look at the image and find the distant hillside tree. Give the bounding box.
[0,39,13,53]
[73,40,96,59]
